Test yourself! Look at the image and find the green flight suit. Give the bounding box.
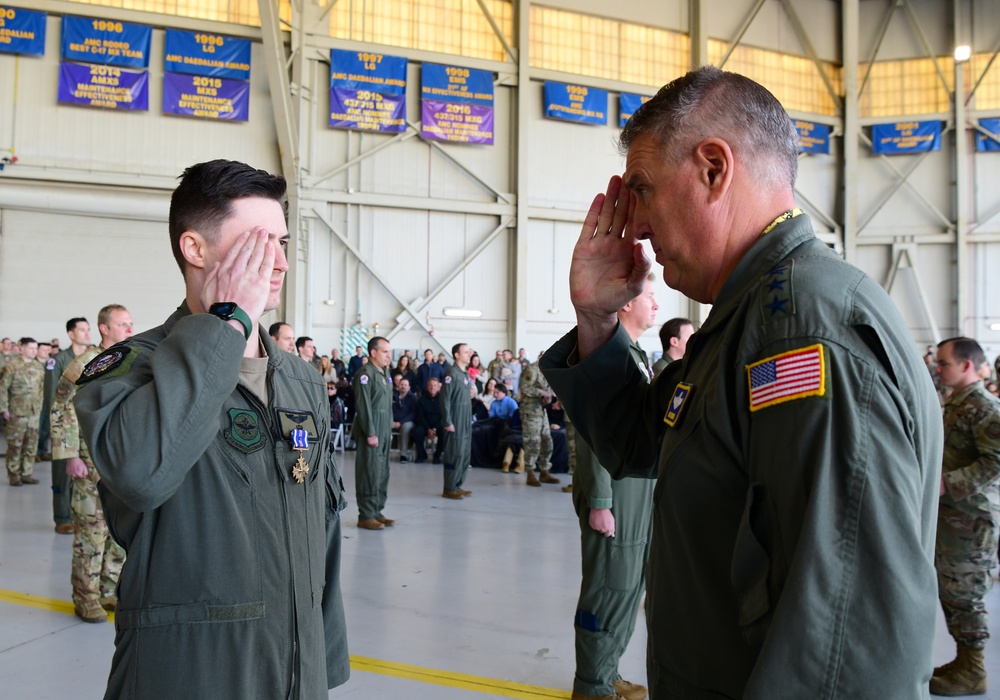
[542,214,943,699]
[571,341,654,697]
[937,381,1000,648]
[352,361,393,520]
[47,347,88,525]
[74,303,350,699]
[440,363,473,492]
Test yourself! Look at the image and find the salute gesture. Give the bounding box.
[199,226,276,332]
[571,176,651,357]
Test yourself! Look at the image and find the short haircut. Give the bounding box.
[66,317,88,333]
[939,337,986,368]
[268,321,289,338]
[660,318,693,351]
[494,383,508,395]
[19,337,36,346]
[619,66,798,191]
[38,342,51,348]
[98,304,127,329]
[295,336,313,351]
[368,336,387,354]
[452,343,467,359]
[168,159,287,276]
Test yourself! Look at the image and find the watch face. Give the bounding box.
[212,302,237,317]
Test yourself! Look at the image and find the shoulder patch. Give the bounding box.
[987,421,1000,439]
[45,358,56,371]
[747,344,825,412]
[77,346,136,386]
[444,375,452,384]
[663,383,694,427]
[359,374,369,385]
[760,260,795,322]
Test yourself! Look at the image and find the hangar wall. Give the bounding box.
[1,0,999,360]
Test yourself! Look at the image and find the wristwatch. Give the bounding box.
[208,302,253,340]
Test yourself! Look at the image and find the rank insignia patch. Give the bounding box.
[664,383,694,427]
[747,344,825,412]
[77,346,136,385]
[225,408,266,454]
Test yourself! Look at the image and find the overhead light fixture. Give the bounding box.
[443,307,482,318]
[955,45,971,62]
[547,308,560,314]
[989,323,1000,331]
[322,299,337,306]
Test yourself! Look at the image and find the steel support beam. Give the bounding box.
[843,0,860,262]
[689,0,708,69]
[777,0,842,110]
[512,0,531,348]
[954,0,971,335]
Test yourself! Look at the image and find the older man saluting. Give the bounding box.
[541,66,942,699]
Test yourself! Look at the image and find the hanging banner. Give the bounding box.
[164,29,250,81]
[61,15,151,68]
[976,118,1000,153]
[619,93,651,127]
[329,49,407,132]
[163,72,249,121]
[57,61,148,111]
[0,6,46,56]
[420,63,494,144]
[544,82,607,125]
[871,121,941,155]
[793,119,831,154]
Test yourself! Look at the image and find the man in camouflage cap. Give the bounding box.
[0,338,45,485]
[931,337,1000,696]
[51,304,133,622]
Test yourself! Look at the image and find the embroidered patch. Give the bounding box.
[225,408,265,454]
[663,383,693,427]
[55,380,73,401]
[444,375,452,384]
[359,374,368,385]
[760,260,794,322]
[45,358,56,371]
[747,344,825,412]
[275,408,319,440]
[77,346,136,385]
[987,421,1000,439]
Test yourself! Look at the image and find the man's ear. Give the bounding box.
[693,138,734,201]
[178,230,209,270]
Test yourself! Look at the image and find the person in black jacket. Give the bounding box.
[411,376,444,463]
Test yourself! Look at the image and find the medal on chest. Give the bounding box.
[290,427,309,484]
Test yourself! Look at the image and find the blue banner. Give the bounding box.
[57,61,148,111]
[329,49,407,132]
[544,82,607,125]
[163,71,248,121]
[619,93,650,128]
[0,6,46,56]
[977,118,1000,153]
[871,121,941,155]
[164,29,250,81]
[421,63,493,106]
[793,119,831,154]
[62,16,151,68]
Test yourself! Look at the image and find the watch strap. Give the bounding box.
[208,303,253,340]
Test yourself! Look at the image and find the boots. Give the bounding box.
[501,447,512,472]
[930,643,987,696]
[526,470,541,486]
[539,470,560,484]
[513,449,524,474]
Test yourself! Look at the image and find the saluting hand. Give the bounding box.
[571,176,651,357]
[200,227,276,330]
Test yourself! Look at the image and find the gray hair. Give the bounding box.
[619,66,798,190]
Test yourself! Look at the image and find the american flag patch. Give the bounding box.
[746,344,825,412]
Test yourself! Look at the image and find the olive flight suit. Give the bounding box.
[440,363,473,493]
[352,361,394,521]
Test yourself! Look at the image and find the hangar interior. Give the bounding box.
[2,0,1000,698]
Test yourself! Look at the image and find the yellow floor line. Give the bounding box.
[0,589,570,699]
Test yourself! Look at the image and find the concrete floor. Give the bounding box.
[0,448,996,699]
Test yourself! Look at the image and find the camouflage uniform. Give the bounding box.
[51,346,125,617]
[0,357,45,482]
[518,362,553,473]
[937,380,1000,649]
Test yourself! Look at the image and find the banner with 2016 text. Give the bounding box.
[420,63,494,145]
[329,49,407,132]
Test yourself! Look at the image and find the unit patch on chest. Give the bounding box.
[225,408,266,454]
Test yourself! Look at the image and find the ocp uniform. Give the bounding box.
[518,362,553,472]
[937,381,1000,648]
[0,357,45,481]
[352,361,393,521]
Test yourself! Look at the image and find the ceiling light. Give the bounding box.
[443,307,482,318]
[955,45,971,62]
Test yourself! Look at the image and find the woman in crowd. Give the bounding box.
[396,355,417,390]
[478,377,498,411]
[319,355,337,384]
[468,353,484,391]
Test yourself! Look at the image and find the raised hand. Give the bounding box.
[571,176,651,357]
[199,227,275,329]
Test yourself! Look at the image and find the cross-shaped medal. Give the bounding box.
[290,427,309,483]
